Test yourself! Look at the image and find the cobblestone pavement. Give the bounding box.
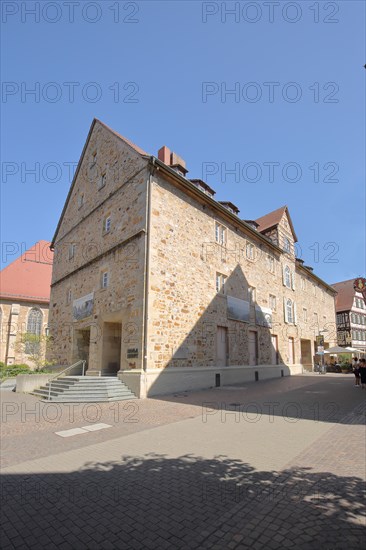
[1,374,365,549]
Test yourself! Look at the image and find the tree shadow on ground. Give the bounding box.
[1,453,365,549]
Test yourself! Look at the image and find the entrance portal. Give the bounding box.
[102,322,122,376]
[74,328,90,372]
[300,339,312,372]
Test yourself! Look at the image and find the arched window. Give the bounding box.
[284,266,291,288]
[287,299,293,324]
[27,308,43,335]
[284,237,291,253]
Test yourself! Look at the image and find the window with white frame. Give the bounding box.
[267,254,275,273]
[215,222,226,245]
[300,277,306,290]
[284,298,296,324]
[246,242,255,260]
[284,266,291,288]
[282,265,295,290]
[78,194,84,209]
[103,215,111,234]
[269,294,276,311]
[98,172,107,190]
[101,271,109,289]
[248,286,256,304]
[91,151,97,167]
[216,273,227,294]
[68,243,75,260]
[283,237,291,253]
[66,288,72,305]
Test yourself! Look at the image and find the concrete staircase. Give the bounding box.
[33,376,136,402]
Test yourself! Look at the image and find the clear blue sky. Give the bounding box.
[1,0,365,284]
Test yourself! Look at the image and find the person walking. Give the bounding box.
[359,358,366,389]
[352,357,361,387]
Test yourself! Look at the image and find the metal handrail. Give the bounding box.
[47,359,86,401]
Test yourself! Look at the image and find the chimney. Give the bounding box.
[158,146,171,165]
[158,146,188,176]
[170,152,186,170]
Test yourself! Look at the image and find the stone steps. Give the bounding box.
[32,376,136,402]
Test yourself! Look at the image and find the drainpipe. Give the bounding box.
[142,159,155,378]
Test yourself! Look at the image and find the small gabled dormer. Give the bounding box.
[244,220,259,231]
[219,201,240,216]
[189,179,216,198]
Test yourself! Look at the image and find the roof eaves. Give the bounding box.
[297,263,337,294]
[0,293,50,303]
[150,157,283,255]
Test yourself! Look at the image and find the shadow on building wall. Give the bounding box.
[146,263,287,396]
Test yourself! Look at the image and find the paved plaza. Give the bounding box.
[1,374,365,549]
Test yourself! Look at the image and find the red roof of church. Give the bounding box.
[0,241,53,304]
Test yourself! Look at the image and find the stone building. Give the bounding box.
[332,279,366,354]
[48,119,337,397]
[0,241,53,367]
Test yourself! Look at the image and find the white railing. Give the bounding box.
[47,360,86,401]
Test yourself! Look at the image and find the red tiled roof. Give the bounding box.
[332,279,357,311]
[255,205,298,242]
[255,205,287,232]
[0,241,53,303]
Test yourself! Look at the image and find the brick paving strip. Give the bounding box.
[1,375,365,549]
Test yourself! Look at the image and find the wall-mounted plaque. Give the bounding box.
[255,306,272,328]
[127,348,138,359]
[227,296,250,323]
[73,292,94,320]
